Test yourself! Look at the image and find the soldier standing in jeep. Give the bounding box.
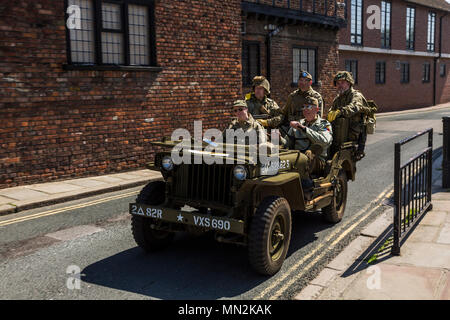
[327,71,375,161]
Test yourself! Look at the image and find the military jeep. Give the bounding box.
[129,118,358,275]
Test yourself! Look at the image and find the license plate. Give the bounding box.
[129,203,245,234]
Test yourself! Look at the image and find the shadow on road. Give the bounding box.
[81,211,332,299]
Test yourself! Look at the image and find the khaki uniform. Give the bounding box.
[223,114,267,145]
[287,116,333,161]
[329,87,370,142]
[282,87,324,122]
[245,93,283,128]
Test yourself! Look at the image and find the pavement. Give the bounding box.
[294,152,450,300]
[0,169,162,216]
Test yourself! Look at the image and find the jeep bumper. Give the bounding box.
[129,203,245,235]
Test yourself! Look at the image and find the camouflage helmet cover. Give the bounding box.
[334,71,355,86]
[233,99,248,109]
[252,76,270,94]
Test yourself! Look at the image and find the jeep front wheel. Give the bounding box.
[248,196,292,276]
[131,180,174,252]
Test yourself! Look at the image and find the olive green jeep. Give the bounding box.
[129,118,359,275]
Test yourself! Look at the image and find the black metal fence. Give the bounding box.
[392,129,433,255]
[443,117,450,188]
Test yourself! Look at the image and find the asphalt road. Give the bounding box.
[0,106,448,300]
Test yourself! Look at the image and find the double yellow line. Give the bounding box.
[0,190,139,228]
[254,184,394,300]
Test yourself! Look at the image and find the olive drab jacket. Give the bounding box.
[245,93,283,128]
[287,116,333,160]
[329,87,371,142]
[282,87,324,122]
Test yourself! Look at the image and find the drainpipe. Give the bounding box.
[265,24,284,83]
[434,12,448,106]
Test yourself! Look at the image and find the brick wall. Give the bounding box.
[242,17,340,110]
[0,0,242,188]
[338,0,450,111]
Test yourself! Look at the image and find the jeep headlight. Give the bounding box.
[161,156,174,171]
[233,165,247,181]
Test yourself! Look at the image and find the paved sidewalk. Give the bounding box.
[294,154,450,300]
[0,169,162,216]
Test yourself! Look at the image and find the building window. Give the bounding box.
[345,60,358,84]
[406,7,415,50]
[401,62,410,83]
[376,61,386,84]
[427,12,436,52]
[65,0,156,66]
[350,0,363,45]
[242,41,260,86]
[422,63,431,83]
[381,1,391,48]
[441,64,447,77]
[293,47,316,84]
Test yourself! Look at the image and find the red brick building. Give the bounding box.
[0,0,346,188]
[241,0,346,108]
[338,0,450,112]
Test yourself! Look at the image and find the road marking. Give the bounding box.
[269,189,394,300]
[253,184,393,300]
[0,190,139,228]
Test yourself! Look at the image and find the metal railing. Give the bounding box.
[244,0,347,20]
[443,117,450,188]
[392,129,433,255]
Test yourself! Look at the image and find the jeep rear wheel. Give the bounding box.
[322,170,348,223]
[248,196,292,276]
[132,180,174,252]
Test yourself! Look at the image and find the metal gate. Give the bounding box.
[392,129,433,255]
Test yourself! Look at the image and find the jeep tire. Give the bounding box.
[322,170,348,223]
[131,180,174,252]
[248,196,292,276]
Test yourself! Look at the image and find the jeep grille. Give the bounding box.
[173,164,234,206]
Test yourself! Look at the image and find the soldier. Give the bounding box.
[282,70,324,122]
[245,76,283,129]
[327,71,374,160]
[287,96,333,175]
[223,100,267,145]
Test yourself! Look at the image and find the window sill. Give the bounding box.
[63,64,163,72]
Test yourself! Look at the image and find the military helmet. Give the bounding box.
[252,76,270,94]
[334,71,355,86]
[303,96,319,107]
[298,70,313,81]
[233,99,248,109]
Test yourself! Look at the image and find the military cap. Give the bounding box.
[252,76,271,94]
[303,96,319,107]
[334,71,355,86]
[233,100,248,109]
[298,70,313,81]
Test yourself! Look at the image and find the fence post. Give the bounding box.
[392,142,401,256]
[443,117,450,188]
